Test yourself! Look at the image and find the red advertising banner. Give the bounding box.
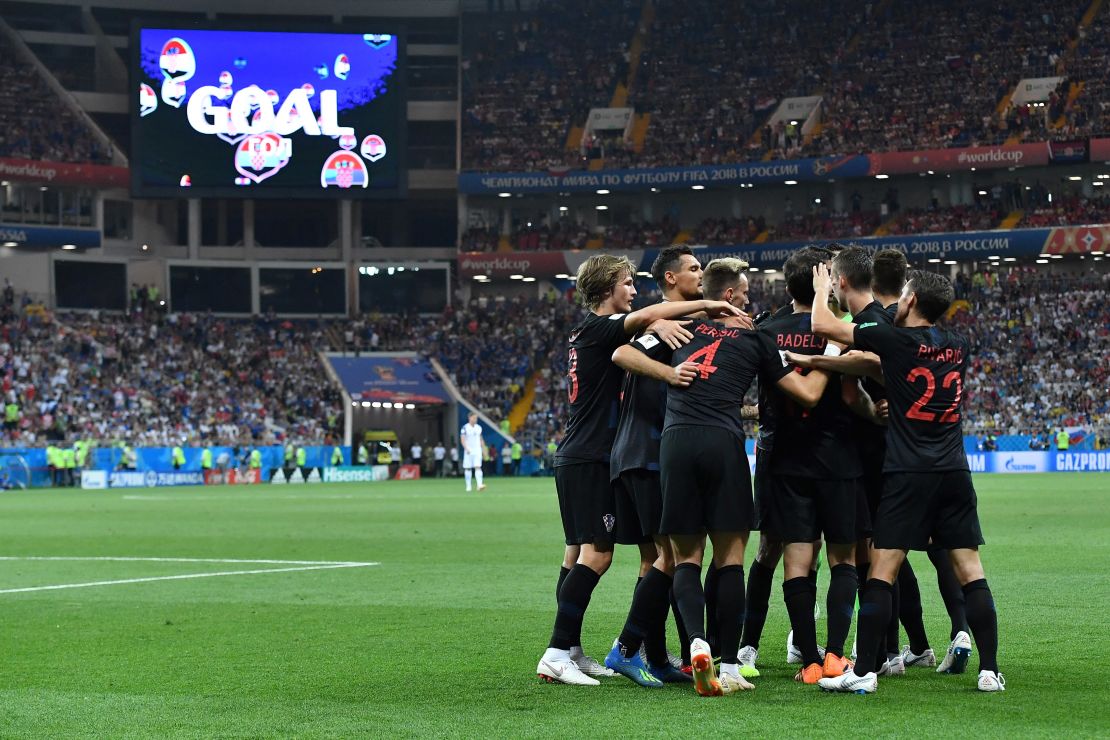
[393,464,422,480]
[204,469,262,485]
[1089,138,1110,162]
[868,143,1050,175]
[1042,225,1110,255]
[457,251,572,278]
[0,157,128,188]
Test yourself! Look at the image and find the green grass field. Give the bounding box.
[0,473,1106,737]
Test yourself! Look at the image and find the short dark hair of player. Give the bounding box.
[650,245,695,289]
[832,245,873,291]
[702,257,749,300]
[782,246,829,307]
[575,254,635,310]
[872,248,909,297]
[907,270,955,323]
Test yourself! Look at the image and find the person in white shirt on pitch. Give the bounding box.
[460,412,486,491]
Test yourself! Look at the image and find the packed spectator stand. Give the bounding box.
[0,32,111,164]
[460,187,1110,254]
[462,0,1109,172]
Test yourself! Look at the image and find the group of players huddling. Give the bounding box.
[536,244,1005,695]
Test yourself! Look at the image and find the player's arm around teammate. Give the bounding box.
[809,264,1005,694]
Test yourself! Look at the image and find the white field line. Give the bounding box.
[122,494,359,501]
[0,556,373,566]
[0,558,379,595]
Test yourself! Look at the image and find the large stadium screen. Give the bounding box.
[131,26,404,199]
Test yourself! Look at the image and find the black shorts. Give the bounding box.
[660,426,753,535]
[555,462,617,546]
[872,470,985,551]
[860,458,884,519]
[613,469,662,544]
[752,446,775,534]
[770,475,867,545]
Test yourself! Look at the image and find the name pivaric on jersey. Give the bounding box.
[555,312,629,467]
[758,311,860,481]
[852,322,971,473]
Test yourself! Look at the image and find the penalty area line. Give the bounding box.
[0,562,380,595]
[0,556,374,566]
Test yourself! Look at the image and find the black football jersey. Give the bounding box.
[759,310,862,480]
[853,322,971,473]
[555,312,629,466]
[610,331,672,479]
[661,319,791,440]
[754,304,794,452]
[852,300,895,455]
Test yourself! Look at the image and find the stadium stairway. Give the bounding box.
[565,125,584,153]
[999,210,1025,229]
[1052,82,1085,129]
[1048,0,1102,129]
[506,373,538,434]
[323,325,345,351]
[629,113,651,152]
[596,0,653,164]
[871,214,901,237]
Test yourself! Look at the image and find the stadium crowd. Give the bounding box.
[462,0,1110,172]
[461,0,638,172]
[948,267,1109,440]
[461,186,1110,254]
[3,262,1106,458]
[0,34,111,164]
[0,305,343,450]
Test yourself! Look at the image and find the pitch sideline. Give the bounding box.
[0,556,380,595]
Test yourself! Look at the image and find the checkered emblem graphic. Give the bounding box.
[603,514,615,532]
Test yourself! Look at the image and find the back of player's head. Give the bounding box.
[650,245,694,289]
[702,257,749,300]
[907,270,954,323]
[832,246,873,291]
[783,246,829,306]
[872,249,909,297]
[575,254,635,310]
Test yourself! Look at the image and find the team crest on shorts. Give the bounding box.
[603,514,615,532]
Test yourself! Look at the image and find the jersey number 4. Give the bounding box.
[905,367,961,423]
[567,348,579,402]
[686,339,721,379]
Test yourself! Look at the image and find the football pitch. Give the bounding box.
[0,474,1106,737]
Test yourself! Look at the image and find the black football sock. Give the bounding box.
[549,564,600,650]
[619,568,672,660]
[673,563,706,643]
[740,559,775,650]
[671,588,691,664]
[963,579,999,673]
[643,570,675,667]
[825,563,858,658]
[853,579,893,677]
[557,565,570,604]
[714,565,745,663]
[703,561,720,655]
[783,576,820,666]
[886,578,901,655]
[929,547,970,638]
[898,559,930,654]
[857,561,870,596]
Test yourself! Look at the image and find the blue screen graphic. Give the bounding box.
[132,27,404,198]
